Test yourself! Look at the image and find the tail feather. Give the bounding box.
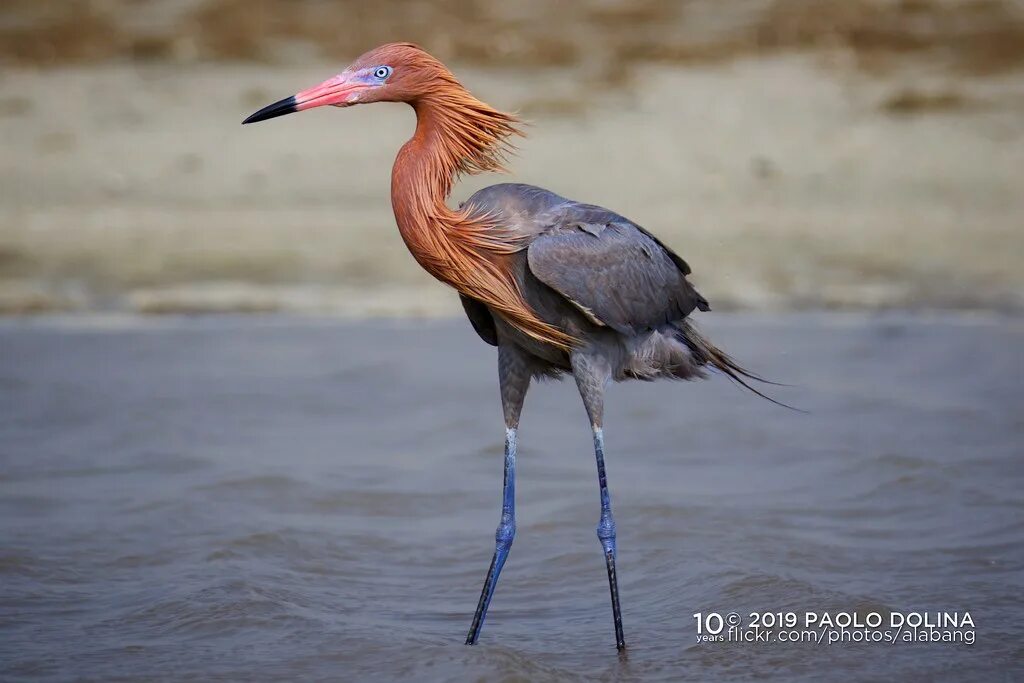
[676,322,804,412]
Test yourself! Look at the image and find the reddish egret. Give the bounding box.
[244,43,777,651]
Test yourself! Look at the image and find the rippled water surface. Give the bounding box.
[1,314,1021,681]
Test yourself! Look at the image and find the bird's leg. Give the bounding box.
[571,352,626,651]
[466,345,532,645]
[464,427,516,645]
[591,423,625,651]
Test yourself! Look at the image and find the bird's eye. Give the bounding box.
[373,66,392,80]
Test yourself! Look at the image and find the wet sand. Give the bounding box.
[2,55,1023,316]
[1,313,1021,680]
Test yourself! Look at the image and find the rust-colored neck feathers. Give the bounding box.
[390,56,572,349]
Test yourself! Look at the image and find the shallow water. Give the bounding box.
[1,313,1021,681]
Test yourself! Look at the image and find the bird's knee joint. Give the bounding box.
[596,520,616,557]
[596,516,616,543]
[495,520,516,548]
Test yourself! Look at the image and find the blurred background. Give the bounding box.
[2,0,1022,317]
[3,4,1023,680]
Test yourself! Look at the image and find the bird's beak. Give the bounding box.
[242,73,371,124]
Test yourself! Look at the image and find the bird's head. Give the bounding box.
[243,43,454,124]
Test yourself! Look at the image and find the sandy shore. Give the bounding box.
[2,54,1023,316]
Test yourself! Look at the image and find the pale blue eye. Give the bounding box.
[373,66,392,80]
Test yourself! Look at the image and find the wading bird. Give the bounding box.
[244,43,776,651]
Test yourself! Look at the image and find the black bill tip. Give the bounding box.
[242,95,297,125]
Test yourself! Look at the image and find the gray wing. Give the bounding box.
[527,201,709,335]
[460,294,497,346]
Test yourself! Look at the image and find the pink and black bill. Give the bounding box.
[242,71,380,124]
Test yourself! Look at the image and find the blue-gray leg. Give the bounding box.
[571,351,626,650]
[465,428,516,644]
[466,345,531,645]
[593,426,625,650]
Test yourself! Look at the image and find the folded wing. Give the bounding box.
[527,202,709,335]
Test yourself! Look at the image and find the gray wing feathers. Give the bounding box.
[527,202,709,334]
[460,294,498,346]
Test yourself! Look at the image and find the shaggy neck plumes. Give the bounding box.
[390,82,573,349]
